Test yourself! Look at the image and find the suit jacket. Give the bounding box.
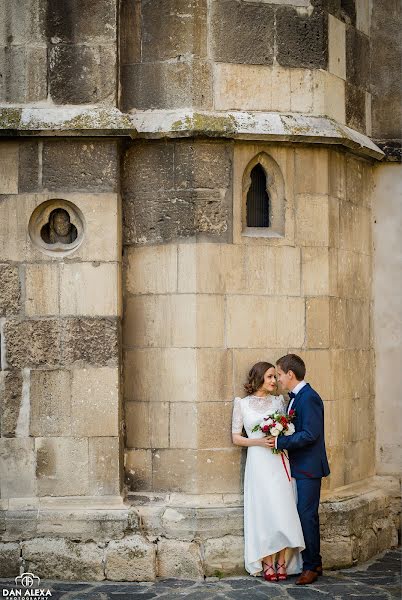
[276,383,330,479]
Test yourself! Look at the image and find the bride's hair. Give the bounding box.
[244,361,275,395]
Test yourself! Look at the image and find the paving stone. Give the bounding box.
[0,548,399,598]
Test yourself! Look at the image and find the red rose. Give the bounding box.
[289,409,295,416]
[262,424,269,433]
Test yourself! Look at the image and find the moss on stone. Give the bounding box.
[171,113,236,135]
[0,108,22,129]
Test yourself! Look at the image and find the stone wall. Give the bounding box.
[0,0,400,583]
[0,139,123,501]
[122,141,375,497]
[120,0,372,135]
[0,0,117,105]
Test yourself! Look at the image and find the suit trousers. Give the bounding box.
[296,477,322,571]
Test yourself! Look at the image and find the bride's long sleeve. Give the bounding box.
[232,397,244,433]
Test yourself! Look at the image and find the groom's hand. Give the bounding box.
[267,436,276,448]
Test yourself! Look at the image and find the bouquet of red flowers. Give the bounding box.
[251,409,296,454]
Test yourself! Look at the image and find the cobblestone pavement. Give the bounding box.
[1,548,400,600]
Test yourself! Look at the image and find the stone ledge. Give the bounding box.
[0,477,399,578]
[0,106,384,160]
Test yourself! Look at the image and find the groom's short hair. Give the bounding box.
[276,354,306,381]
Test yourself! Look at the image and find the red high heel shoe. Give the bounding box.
[262,562,278,582]
[276,561,287,581]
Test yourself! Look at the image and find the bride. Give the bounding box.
[232,361,305,581]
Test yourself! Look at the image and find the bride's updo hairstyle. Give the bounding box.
[244,361,275,395]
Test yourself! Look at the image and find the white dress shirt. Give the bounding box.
[287,380,306,414]
[275,380,306,448]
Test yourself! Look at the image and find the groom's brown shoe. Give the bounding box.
[315,565,323,576]
[295,570,318,585]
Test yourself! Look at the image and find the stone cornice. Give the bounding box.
[0,106,384,160]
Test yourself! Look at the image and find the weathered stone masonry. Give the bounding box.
[0,0,400,581]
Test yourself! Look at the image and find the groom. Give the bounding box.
[267,354,330,585]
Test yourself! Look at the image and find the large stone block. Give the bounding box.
[0,264,20,316]
[0,370,23,437]
[329,298,370,349]
[49,44,116,104]
[124,295,224,348]
[121,61,212,111]
[301,247,331,296]
[36,437,89,497]
[330,349,371,401]
[339,201,371,255]
[125,245,178,295]
[22,537,104,581]
[197,402,233,449]
[123,141,175,195]
[0,142,18,194]
[197,348,234,402]
[174,141,232,190]
[18,142,40,196]
[25,264,59,317]
[169,403,197,449]
[290,349,332,401]
[61,318,119,367]
[312,69,346,124]
[152,449,197,493]
[126,401,169,448]
[295,148,329,195]
[157,539,203,579]
[105,535,156,581]
[321,537,353,569]
[203,535,245,576]
[346,82,366,133]
[30,370,71,437]
[42,140,118,193]
[0,0,47,45]
[328,15,346,80]
[4,319,61,369]
[345,155,372,207]
[0,542,20,577]
[290,68,314,113]
[211,0,274,65]
[276,5,327,69]
[329,151,346,200]
[0,438,36,498]
[295,194,330,247]
[88,437,120,496]
[141,0,207,61]
[60,262,120,317]
[306,297,330,349]
[214,63,273,111]
[124,449,152,491]
[46,0,117,42]
[124,348,197,403]
[226,296,305,348]
[124,188,230,245]
[71,367,119,437]
[0,46,47,103]
[346,26,369,89]
[196,449,243,494]
[337,250,371,299]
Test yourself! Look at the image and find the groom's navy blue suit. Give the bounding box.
[276,383,330,572]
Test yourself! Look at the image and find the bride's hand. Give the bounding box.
[258,437,273,448]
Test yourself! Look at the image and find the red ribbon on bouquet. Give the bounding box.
[281,452,291,482]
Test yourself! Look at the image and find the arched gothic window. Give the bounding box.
[246,164,270,227]
[240,152,285,239]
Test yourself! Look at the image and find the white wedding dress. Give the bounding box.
[232,394,305,576]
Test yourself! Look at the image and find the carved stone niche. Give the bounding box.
[29,199,85,256]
